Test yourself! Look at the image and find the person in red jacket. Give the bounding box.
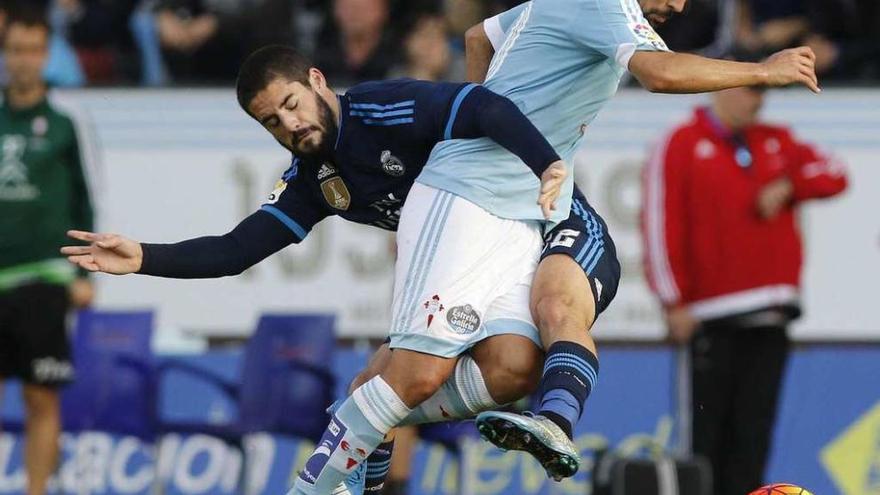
[641,63,847,495]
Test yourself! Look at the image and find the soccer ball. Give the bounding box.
[748,483,814,495]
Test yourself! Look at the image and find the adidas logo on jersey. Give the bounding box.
[318,162,337,180]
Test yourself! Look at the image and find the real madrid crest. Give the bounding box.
[266,179,287,204]
[380,150,405,176]
[317,162,351,210]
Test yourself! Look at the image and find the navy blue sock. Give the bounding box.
[537,341,599,439]
[365,439,394,492]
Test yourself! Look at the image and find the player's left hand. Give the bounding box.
[538,161,567,220]
[762,47,821,93]
[757,177,794,219]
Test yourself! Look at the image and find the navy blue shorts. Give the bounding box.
[541,188,621,319]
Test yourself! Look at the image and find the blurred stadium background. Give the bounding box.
[0,0,878,494]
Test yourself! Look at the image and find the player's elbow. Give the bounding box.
[223,260,252,277]
[229,267,248,277]
[465,23,490,51]
[638,71,678,93]
[629,52,680,93]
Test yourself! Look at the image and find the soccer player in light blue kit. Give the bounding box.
[289,0,820,491]
[460,0,821,482]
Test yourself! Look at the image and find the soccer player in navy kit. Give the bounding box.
[62,46,570,493]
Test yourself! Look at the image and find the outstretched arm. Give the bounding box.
[629,47,820,94]
[62,210,296,278]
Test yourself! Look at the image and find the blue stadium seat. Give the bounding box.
[239,313,337,441]
[156,313,337,466]
[61,310,156,440]
[0,382,24,433]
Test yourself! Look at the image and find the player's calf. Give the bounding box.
[476,254,602,481]
[292,351,454,494]
[530,255,600,439]
[349,335,541,490]
[470,334,543,404]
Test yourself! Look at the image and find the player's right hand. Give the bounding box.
[538,160,568,220]
[61,231,144,275]
[761,46,820,93]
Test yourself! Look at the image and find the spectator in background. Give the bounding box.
[0,9,95,495]
[129,0,168,86]
[391,14,464,82]
[314,0,397,86]
[0,1,84,87]
[52,0,140,84]
[655,0,738,57]
[443,0,486,41]
[803,0,880,80]
[736,0,810,52]
[641,51,847,495]
[155,0,246,84]
[245,0,297,52]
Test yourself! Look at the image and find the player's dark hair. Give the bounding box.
[236,45,314,114]
[4,3,50,35]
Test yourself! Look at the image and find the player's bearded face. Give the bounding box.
[305,90,339,157]
[249,78,339,158]
[279,88,338,157]
[640,0,686,26]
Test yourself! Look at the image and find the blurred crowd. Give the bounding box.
[0,0,878,87]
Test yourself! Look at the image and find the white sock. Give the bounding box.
[292,377,411,494]
[400,355,499,425]
[352,375,413,433]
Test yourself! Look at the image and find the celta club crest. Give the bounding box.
[320,176,351,210]
[380,150,405,176]
[423,294,445,327]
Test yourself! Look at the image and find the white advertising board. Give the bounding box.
[55,88,880,340]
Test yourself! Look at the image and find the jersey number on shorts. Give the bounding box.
[547,229,581,249]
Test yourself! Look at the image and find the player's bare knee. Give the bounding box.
[351,344,393,394]
[533,292,585,334]
[401,367,450,405]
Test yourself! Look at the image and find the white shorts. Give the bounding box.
[388,182,543,358]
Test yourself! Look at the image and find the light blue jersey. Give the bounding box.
[417,0,668,225]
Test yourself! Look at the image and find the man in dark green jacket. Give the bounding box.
[0,8,94,495]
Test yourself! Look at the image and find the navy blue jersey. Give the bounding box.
[258,78,561,241]
[261,80,474,239]
[139,79,562,278]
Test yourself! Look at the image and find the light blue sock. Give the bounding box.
[290,377,411,494]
